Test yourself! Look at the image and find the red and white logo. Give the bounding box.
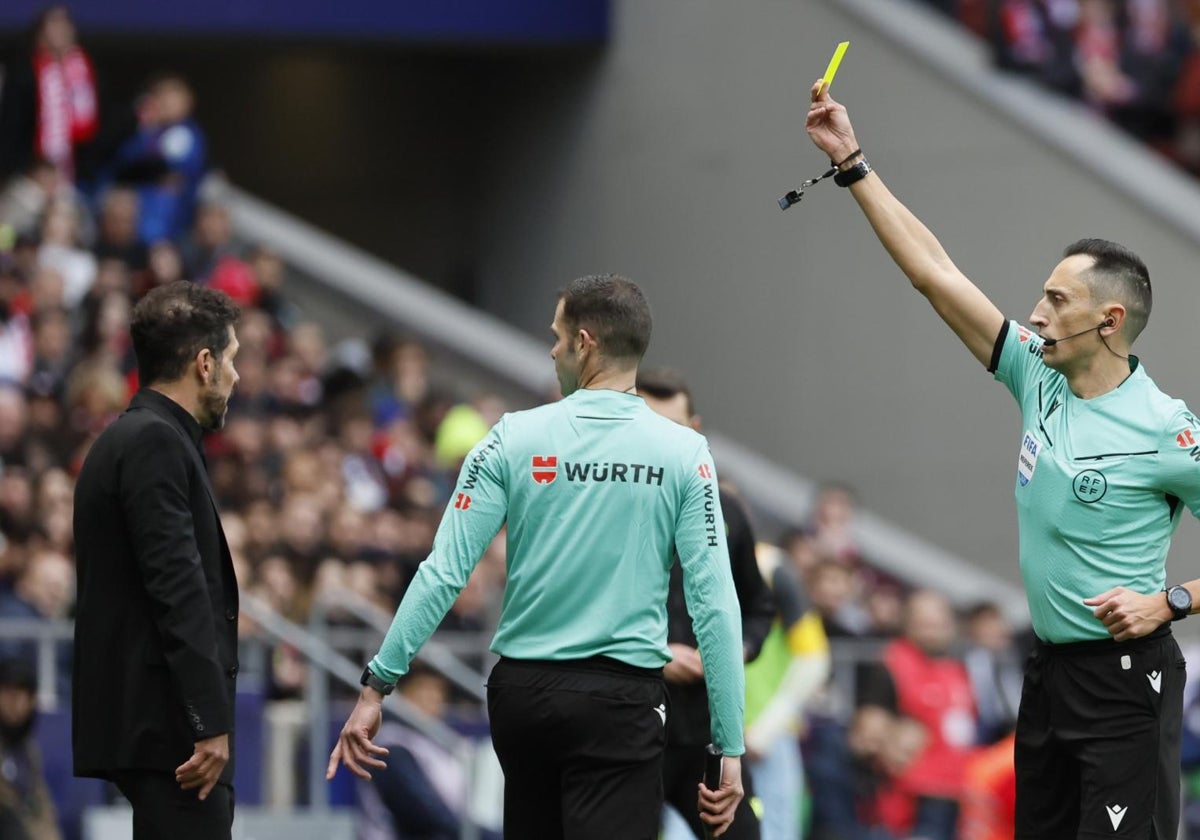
[1017,326,1032,344]
[532,456,558,485]
[454,493,472,510]
[698,464,713,479]
[1178,429,1196,449]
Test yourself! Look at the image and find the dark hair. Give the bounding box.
[777,526,816,551]
[143,70,192,96]
[964,601,1003,623]
[29,5,71,45]
[0,658,36,692]
[1063,239,1152,342]
[636,367,693,416]
[131,282,240,386]
[559,274,652,362]
[396,662,448,694]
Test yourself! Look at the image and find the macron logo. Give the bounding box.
[1107,804,1127,831]
[1148,671,1162,694]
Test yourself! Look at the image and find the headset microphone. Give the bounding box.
[1042,321,1111,347]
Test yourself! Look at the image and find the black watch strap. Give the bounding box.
[834,159,872,188]
[361,665,395,695]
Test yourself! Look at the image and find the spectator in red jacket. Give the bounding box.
[858,590,978,840]
[0,6,98,183]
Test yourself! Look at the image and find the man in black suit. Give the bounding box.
[72,281,241,838]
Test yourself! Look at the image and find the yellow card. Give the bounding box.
[820,41,850,94]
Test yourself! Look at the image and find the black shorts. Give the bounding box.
[1014,626,1184,840]
[487,655,668,840]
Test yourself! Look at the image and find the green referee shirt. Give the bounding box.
[991,320,1200,643]
[369,388,746,754]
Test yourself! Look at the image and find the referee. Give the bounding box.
[327,275,747,839]
[804,83,1200,839]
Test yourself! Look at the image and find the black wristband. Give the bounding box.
[833,159,872,187]
[832,148,863,168]
[361,665,395,695]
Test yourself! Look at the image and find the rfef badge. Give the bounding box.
[1018,431,1041,487]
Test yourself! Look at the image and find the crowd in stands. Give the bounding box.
[750,486,1025,840]
[923,0,1200,175]
[5,4,1200,840]
[0,6,515,836]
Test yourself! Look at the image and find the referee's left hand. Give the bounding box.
[698,754,744,837]
[1084,586,1170,641]
[326,688,390,781]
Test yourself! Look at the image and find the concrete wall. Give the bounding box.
[475,0,1200,585]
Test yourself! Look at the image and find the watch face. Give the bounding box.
[1170,587,1191,611]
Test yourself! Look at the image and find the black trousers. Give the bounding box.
[112,770,234,840]
[1015,627,1184,840]
[663,743,761,839]
[487,656,668,840]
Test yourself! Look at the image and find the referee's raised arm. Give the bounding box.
[805,80,1005,367]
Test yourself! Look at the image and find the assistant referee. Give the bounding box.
[805,82,1200,840]
[327,274,747,839]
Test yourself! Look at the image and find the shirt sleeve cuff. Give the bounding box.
[368,656,402,685]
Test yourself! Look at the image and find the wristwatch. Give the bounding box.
[360,665,395,696]
[834,159,872,188]
[1167,585,1192,621]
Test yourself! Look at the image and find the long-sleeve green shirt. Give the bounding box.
[369,388,746,754]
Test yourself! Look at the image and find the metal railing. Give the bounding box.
[309,588,489,701]
[0,617,73,710]
[238,593,485,840]
[0,596,494,840]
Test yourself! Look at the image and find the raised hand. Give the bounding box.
[806,79,861,164]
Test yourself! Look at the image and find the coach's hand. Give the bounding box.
[698,754,744,837]
[326,687,390,781]
[806,79,861,166]
[175,733,228,801]
[1083,586,1171,641]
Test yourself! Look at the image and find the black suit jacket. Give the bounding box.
[72,388,238,782]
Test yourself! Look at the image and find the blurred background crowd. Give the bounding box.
[4,3,1200,840]
[926,0,1200,173]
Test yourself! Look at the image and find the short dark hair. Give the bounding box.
[1063,239,1152,342]
[636,367,693,416]
[559,274,652,362]
[131,282,240,386]
[0,657,36,693]
[143,70,192,96]
[777,526,816,551]
[964,600,1003,624]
